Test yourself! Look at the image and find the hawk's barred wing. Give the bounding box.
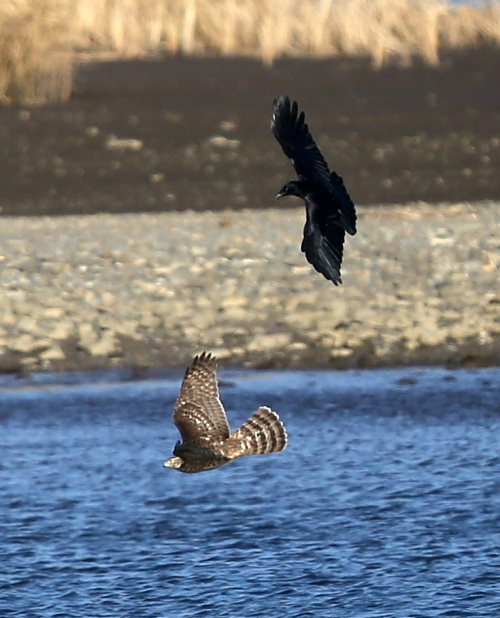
[173,401,226,447]
[174,352,230,440]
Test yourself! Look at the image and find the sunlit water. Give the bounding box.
[1,366,499,617]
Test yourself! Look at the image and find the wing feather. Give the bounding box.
[301,200,346,285]
[173,401,225,447]
[174,352,230,440]
[272,95,332,190]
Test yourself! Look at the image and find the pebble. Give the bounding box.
[0,202,499,372]
[105,135,143,151]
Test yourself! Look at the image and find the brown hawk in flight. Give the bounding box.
[163,352,288,473]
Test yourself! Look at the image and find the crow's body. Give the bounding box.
[272,96,357,285]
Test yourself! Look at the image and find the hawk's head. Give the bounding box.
[163,456,183,470]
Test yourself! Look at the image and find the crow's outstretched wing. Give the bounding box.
[272,95,332,191]
[301,199,346,285]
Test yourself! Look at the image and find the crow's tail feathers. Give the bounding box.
[329,172,357,236]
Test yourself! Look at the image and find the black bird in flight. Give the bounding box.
[271,95,357,285]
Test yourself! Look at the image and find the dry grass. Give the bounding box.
[0,0,75,104]
[442,2,500,48]
[1,0,499,103]
[69,0,500,67]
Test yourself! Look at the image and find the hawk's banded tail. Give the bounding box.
[222,406,287,458]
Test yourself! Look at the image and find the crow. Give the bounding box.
[271,95,357,285]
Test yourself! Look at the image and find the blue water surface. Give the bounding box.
[1,366,499,617]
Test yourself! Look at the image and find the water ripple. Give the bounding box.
[1,367,499,617]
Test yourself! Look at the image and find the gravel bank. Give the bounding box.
[1,202,499,373]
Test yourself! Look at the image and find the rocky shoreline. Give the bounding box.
[1,201,499,374]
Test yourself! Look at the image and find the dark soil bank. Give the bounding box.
[1,47,500,217]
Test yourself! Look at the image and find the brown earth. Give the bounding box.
[0,47,500,218]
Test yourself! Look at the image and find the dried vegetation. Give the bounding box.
[0,0,75,104]
[1,0,499,103]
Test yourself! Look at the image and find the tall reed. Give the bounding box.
[1,0,499,103]
[0,0,75,104]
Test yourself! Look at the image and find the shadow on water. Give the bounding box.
[1,366,499,617]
